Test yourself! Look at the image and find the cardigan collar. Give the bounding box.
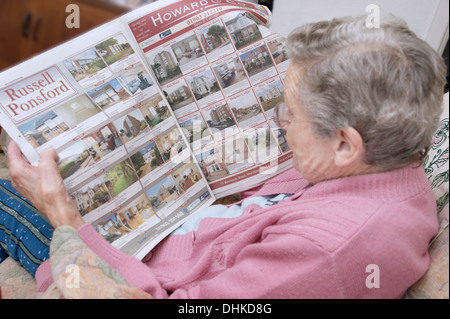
[252,163,428,202]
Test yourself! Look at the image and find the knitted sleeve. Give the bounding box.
[38,226,152,299]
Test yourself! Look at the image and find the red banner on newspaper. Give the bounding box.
[129,0,269,53]
[209,152,293,190]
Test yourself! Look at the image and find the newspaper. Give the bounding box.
[0,0,292,259]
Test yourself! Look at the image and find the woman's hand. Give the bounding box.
[7,141,85,229]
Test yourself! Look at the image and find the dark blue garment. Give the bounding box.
[0,179,53,277]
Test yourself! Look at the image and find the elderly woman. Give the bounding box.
[0,15,446,298]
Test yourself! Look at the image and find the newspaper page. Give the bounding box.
[122,0,293,198]
[0,19,215,259]
[0,0,293,258]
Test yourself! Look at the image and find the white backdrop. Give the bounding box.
[247,0,449,54]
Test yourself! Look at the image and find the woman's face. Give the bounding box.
[283,64,338,184]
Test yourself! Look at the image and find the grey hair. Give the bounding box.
[286,15,447,170]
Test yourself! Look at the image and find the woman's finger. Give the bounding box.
[38,149,66,197]
[39,149,61,181]
[7,140,30,170]
[7,141,36,188]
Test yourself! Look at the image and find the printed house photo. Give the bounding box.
[254,78,284,113]
[170,33,205,67]
[220,135,254,173]
[71,177,112,217]
[202,102,237,136]
[95,34,135,67]
[244,126,280,163]
[81,123,123,162]
[112,108,149,144]
[64,48,108,82]
[130,141,166,179]
[195,147,229,182]
[57,140,95,180]
[187,68,221,102]
[271,125,290,153]
[163,80,195,111]
[229,92,264,129]
[155,128,187,161]
[87,78,131,110]
[138,95,171,127]
[267,36,288,65]
[52,94,103,127]
[103,159,139,198]
[117,65,154,95]
[170,162,203,193]
[197,21,231,54]
[94,193,156,244]
[224,12,263,50]
[147,49,182,85]
[19,111,70,148]
[179,114,211,147]
[145,175,181,213]
[213,57,246,89]
[240,44,274,77]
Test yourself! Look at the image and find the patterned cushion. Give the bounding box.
[404,93,449,299]
[423,93,450,218]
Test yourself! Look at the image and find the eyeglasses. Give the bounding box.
[272,102,313,130]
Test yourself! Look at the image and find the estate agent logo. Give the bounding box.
[0,66,77,123]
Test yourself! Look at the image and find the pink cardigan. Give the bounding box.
[35,164,438,298]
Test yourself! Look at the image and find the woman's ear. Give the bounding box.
[333,127,365,167]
